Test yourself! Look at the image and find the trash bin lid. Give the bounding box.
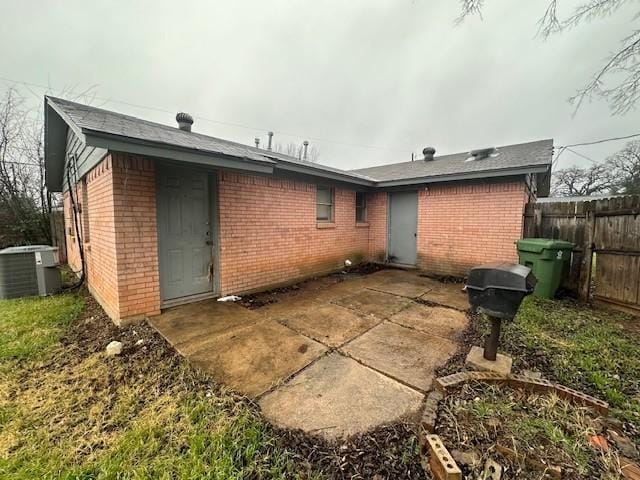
[516,238,574,253]
[0,245,56,254]
[466,262,537,292]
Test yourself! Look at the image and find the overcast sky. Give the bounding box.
[2,0,638,171]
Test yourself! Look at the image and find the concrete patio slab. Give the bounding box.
[369,280,433,299]
[420,282,469,311]
[332,289,412,319]
[389,304,468,340]
[149,300,262,354]
[259,353,424,440]
[341,322,459,391]
[279,303,380,347]
[149,268,469,439]
[188,319,327,397]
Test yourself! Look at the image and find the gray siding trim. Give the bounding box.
[61,129,108,192]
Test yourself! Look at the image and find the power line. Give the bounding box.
[2,74,639,156]
[559,132,640,148]
[0,75,409,153]
[564,147,599,164]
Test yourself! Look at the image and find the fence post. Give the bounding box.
[578,204,595,300]
[533,207,542,237]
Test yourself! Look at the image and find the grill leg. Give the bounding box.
[484,316,502,361]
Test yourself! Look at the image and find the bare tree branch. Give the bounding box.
[0,87,52,246]
[274,141,320,163]
[455,0,484,24]
[570,29,640,114]
[457,0,640,114]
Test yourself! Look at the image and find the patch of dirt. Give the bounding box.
[274,423,426,480]
[60,288,168,362]
[435,382,628,479]
[432,310,556,381]
[435,310,483,378]
[419,272,466,284]
[239,263,388,309]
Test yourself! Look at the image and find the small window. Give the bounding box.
[355,192,367,223]
[316,186,334,222]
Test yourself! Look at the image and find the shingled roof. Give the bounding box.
[351,139,553,185]
[45,96,551,192]
[45,97,375,189]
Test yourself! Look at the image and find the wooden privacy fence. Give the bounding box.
[523,195,640,314]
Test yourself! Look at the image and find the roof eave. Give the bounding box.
[375,164,550,188]
[83,130,276,175]
[273,161,377,187]
[44,98,72,191]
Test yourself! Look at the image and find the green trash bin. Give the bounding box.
[516,238,574,298]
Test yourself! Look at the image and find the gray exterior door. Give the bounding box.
[388,191,418,265]
[157,165,213,302]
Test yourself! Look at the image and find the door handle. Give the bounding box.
[206,240,213,246]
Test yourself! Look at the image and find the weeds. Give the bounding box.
[498,297,640,439]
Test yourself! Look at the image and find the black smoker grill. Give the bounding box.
[465,263,536,361]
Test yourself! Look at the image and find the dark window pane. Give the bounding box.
[317,187,332,205]
[317,204,332,221]
[355,192,366,222]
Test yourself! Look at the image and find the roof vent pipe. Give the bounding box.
[267,131,274,151]
[255,137,260,148]
[469,147,497,161]
[423,146,436,161]
[303,140,309,160]
[176,112,194,132]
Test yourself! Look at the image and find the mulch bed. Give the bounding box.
[274,424,426,479]
[435,381,631,479]
[239,262,388,309]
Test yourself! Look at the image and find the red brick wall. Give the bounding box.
[217,172,379,295]
[367,191,387,261]
[85,157,119,319]
[416,180,528,276]
[110,153,161,320]
[63,154,160,323]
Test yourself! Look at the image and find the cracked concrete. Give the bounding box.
[150,269,469,439]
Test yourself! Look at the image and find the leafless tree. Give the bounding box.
[0,88,50,247]
[274,141,320,162]
[457,0,640,114]
[552,162,616,196]
[608,139,640,193]
[552,139,640,195]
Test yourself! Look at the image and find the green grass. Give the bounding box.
[0,294,83,361]
[500,296,640,431]
[0,295,312,480]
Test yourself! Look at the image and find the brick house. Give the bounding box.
[44,97,552,324]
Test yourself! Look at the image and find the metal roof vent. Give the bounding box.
[176,112,194,132]
[423,147,436,161]
[466,147,498,162]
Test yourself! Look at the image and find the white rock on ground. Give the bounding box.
[106,340,123,356]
